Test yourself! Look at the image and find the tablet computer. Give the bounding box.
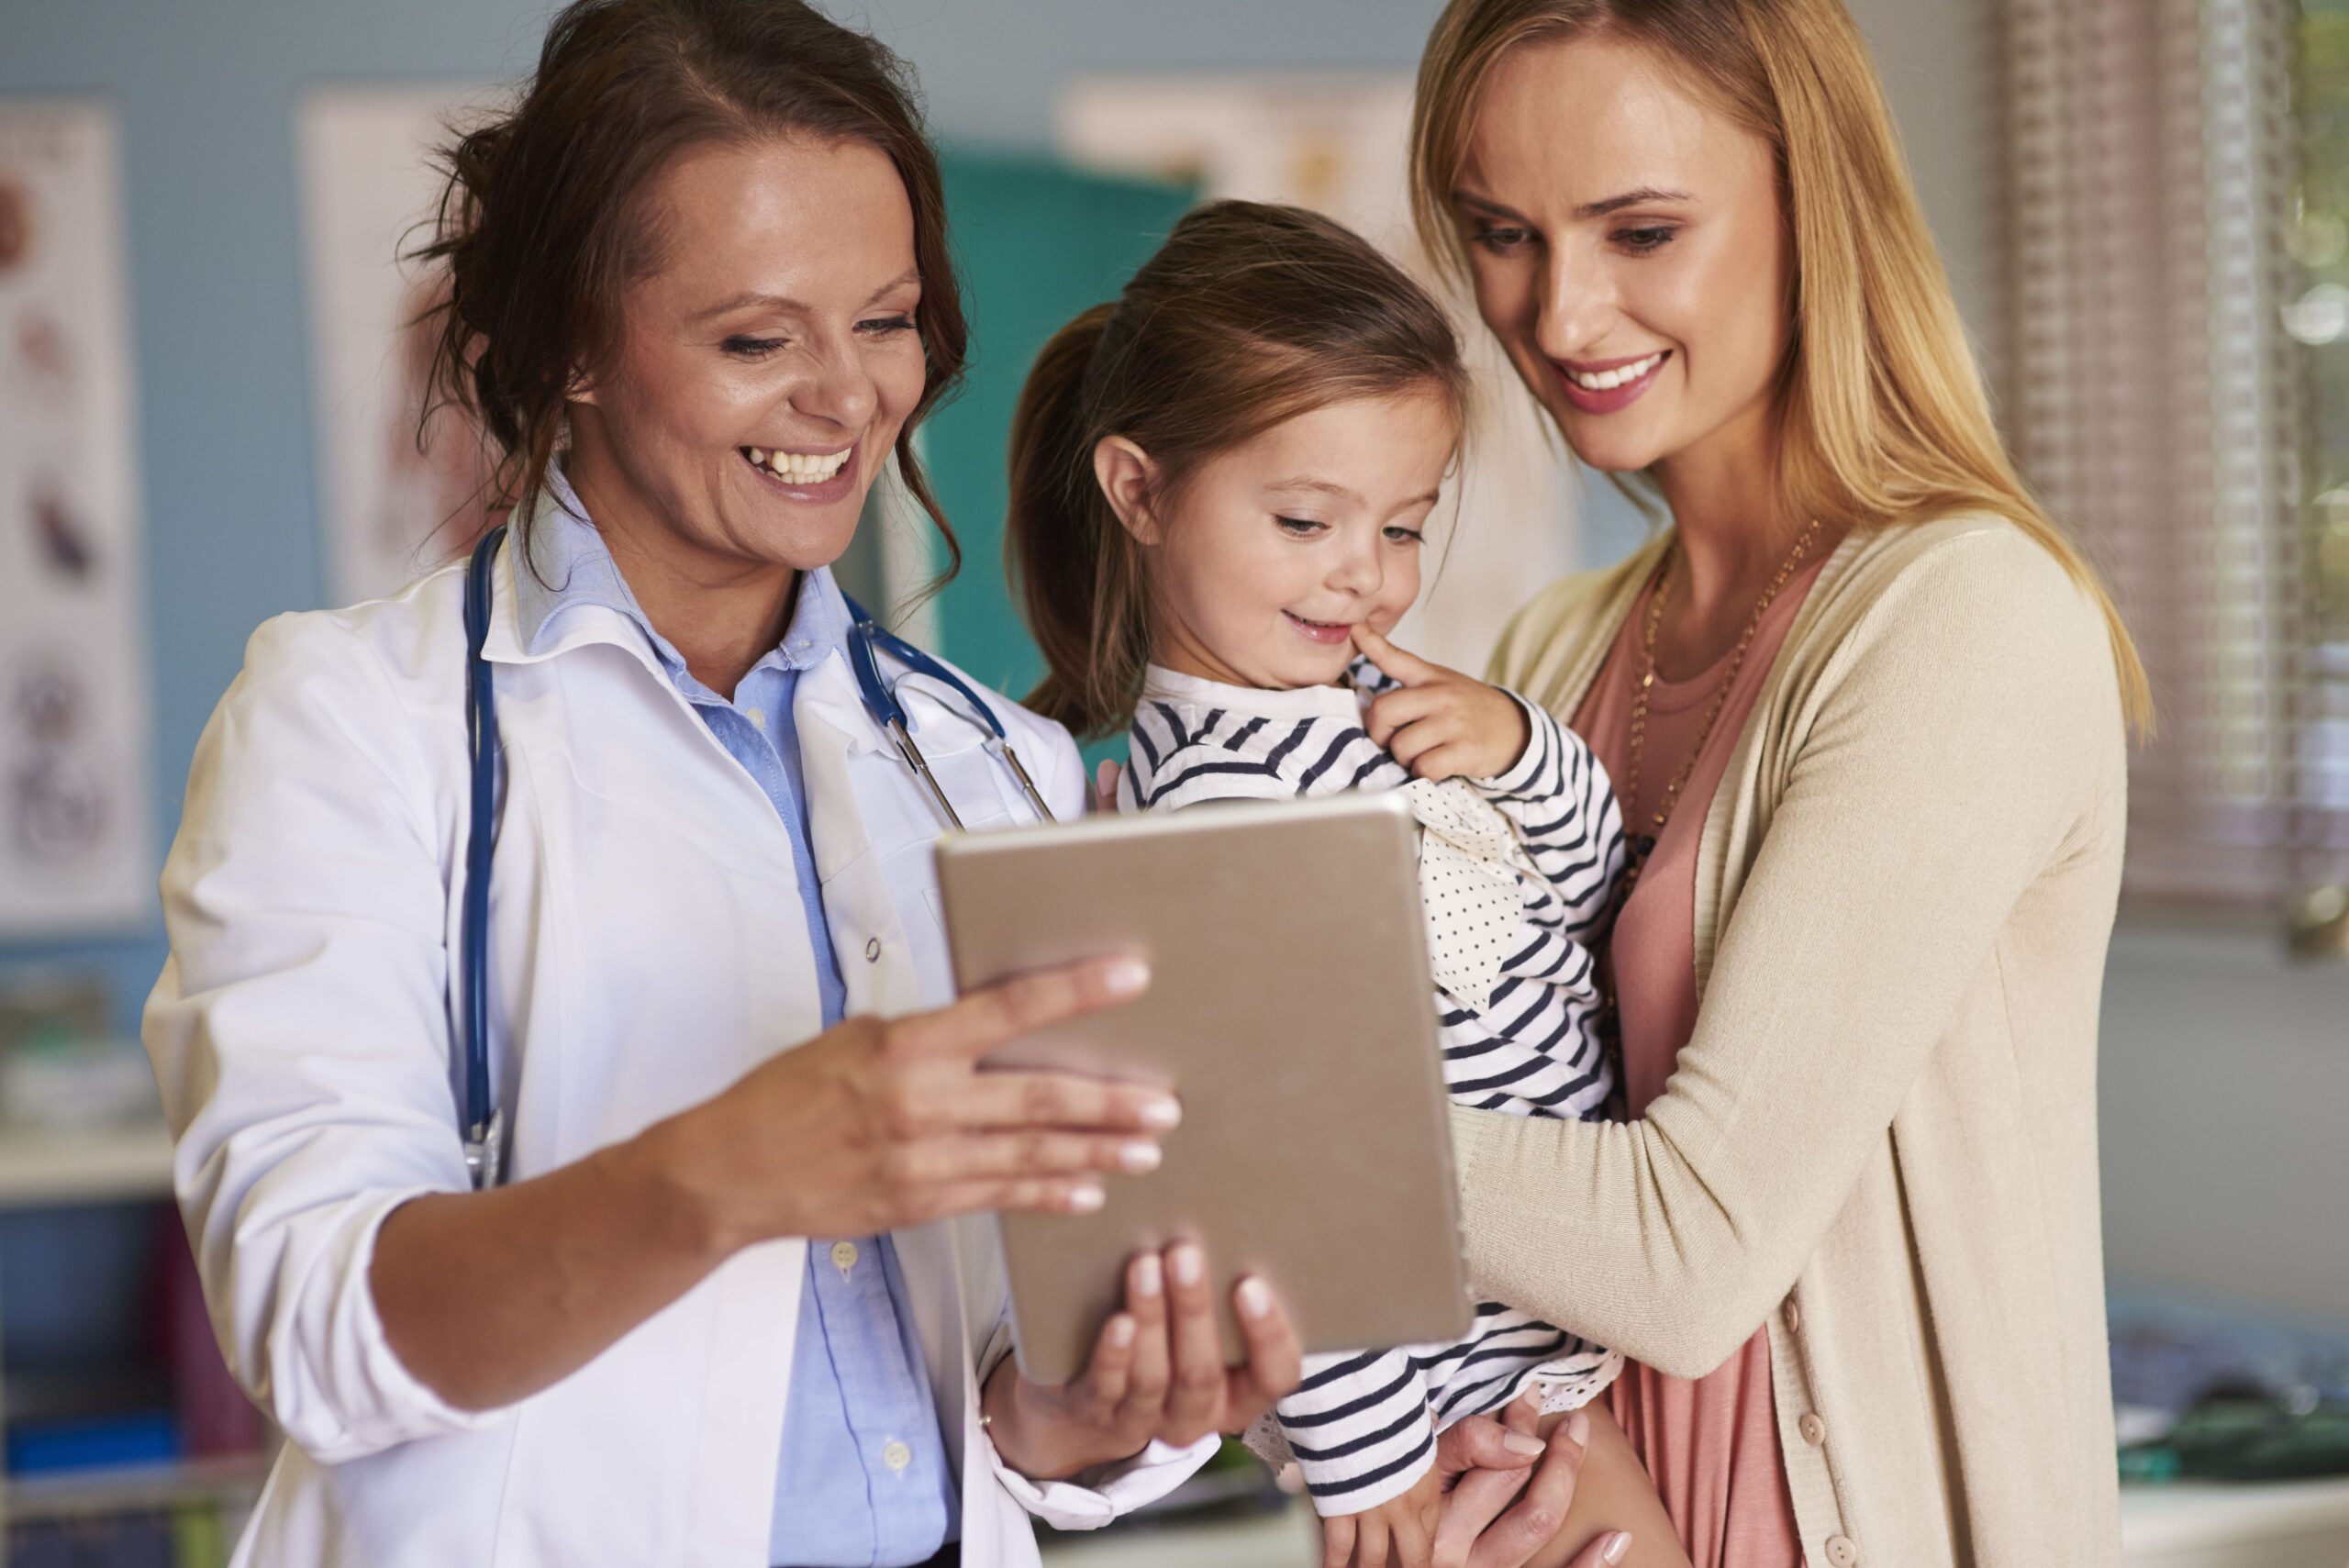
[934,792,1473,1386]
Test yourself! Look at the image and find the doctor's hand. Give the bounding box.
[978,1242,1302,1482]
[649,956,1179,1251]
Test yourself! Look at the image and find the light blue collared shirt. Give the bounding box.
[517,470,957,1568]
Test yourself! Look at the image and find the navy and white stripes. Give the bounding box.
[1120,661,1628,1515]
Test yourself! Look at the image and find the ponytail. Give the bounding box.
[1006,305,1144,738]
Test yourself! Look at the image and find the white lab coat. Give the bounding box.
[142,539,1213,1567]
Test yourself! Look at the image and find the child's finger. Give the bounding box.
[1408,742,1477,783]
[1366,686,1448,748]
[1397,1508,1436,1568]
[1386,715,1455,773]
[1321,1513,1357,1568]
[1352,624,1447,688]
[1357,1517,1392,1568]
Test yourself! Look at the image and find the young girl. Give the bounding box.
[1007,200,1675,1568]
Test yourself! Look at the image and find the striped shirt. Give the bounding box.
[1121,662,1629,1515]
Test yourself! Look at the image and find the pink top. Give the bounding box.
[1573,555,1826,1568]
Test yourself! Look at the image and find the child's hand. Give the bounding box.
[1354,627,1531,782]
[1319,1462,1443,1568]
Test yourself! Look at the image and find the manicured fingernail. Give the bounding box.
[1068,1184,1104,1212]
[1140,1097,1182,1130]
[1120,1140,1161,1173]
[1567,1409,1590,1446]
[1133,1253,1163,1297]
[1170,1244,1203,1287]
[1108,1314,1135,1347]
[1503,1431,1546,1456]
[1604,1532,1632,1564]
[1237,1276,1272,1318]
[1103,958,1150,995]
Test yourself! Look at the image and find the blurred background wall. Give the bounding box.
[0,6,2342,1555]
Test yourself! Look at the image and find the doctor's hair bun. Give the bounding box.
[409,0,968,574]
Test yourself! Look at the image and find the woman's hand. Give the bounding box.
[1431,1398,1632,1568]
[978,1242,1303,1481]
[1353,628,1531,782]
[649,955,1179,1255]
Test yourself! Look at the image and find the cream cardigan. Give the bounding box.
[1472,516,2126,1568]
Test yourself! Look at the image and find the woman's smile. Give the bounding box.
[1552,349,1672,415]
[740,439,859,503]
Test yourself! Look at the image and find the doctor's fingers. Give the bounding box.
[1157,1244,1229,1444]
[944,1068,1182,1139]
[878,1128,1158,1190]
[1223,1275,1304,1419]
[886,956,1151,1063]
[1116,1250,1174,1417]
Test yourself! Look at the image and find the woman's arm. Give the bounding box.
[145,614,1199,1451]
[1453,534,2126,1375]
[372,971,1172,1411]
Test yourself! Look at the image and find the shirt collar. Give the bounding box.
[513,461,850,683]
[1138,662,1370,725]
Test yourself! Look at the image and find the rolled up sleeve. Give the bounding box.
[142,612,511,1461]
[970,1318,1219,1529]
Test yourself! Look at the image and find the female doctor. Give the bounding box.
[139,4,1321,1562]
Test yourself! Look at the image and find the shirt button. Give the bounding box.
[1825,1535,1859,1568]
[745,706,765,728]
[829,1240,859,1276]
[1783,1296,1801,1334]
[882,1439,913,1475]
[1799,1413,1827,1447]
[864,937,883,962]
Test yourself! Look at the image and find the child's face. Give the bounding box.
[1141,390,1456,691]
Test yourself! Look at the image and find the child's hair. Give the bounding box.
[1006,199,1469,739]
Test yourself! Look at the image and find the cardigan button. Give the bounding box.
[1783,1296,1801,1334]
[1799,1413,1827,1447]
[1825,1536,1859,1568]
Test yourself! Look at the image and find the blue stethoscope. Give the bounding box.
[457,523,1057,1187]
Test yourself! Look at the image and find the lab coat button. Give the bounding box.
[882,1440,913,1475]
[1799,1413,1827,1446]
[1825,1536,1859,1568]
[864,937,882,962]
[829,1240,859,1276]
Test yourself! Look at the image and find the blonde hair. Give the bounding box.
[1410,0,2153,733]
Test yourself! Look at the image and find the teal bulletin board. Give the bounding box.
[918,150,1195,717]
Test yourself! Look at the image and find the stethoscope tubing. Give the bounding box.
[455,526,1054,1189]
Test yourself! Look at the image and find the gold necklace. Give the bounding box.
[1617,517,1822,896]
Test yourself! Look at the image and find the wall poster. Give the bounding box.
[0,100,152,936]
[296,84,504,608]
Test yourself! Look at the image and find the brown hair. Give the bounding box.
[1409,0,2152,733]
[414,0,968,573]
[1007,200,1469,739]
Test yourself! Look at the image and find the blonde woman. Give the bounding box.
[1408,2,2146,1564]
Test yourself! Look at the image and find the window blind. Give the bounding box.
[1998,0,2349,908]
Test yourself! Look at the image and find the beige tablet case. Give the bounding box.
[934,792,1473,1386]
